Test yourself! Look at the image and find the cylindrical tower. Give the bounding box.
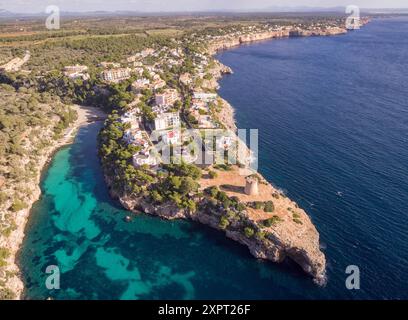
[245,176,259,196]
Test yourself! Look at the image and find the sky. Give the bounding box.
[0,0,407,14]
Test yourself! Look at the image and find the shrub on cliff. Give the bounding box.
[253,201,263,210]
[150,190,164,204]
[293,213,303,225]
[205,186,219,199]
[0,247,10,267]
[10,198,28,212]
[219,216,230,230]
[264,201,275,213]
[255,231,267,241]
[179,177,200,195]
[0,286,15,300]
[261,215,283,228]
[226,210,239,223]
[208,170,217,179]
[213,163,231,171]
[236,203,246,212]
[183,198,197,213]
[293,212,301,219]
[244,227,255,238]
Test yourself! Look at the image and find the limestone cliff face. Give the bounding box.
[208,30,290,54]
[289,27,347,37]
[111,185,326,285]
[207,27,348,54]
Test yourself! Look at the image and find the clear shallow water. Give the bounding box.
[20,17,408,299]
[19,123,322,300]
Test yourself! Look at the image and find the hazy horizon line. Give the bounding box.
[1,5,408,16]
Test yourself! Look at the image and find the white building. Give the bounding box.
[133,152,158,167]
[100,68,131,82]
[99,61,121,68]
[193,92,218,102]
[154,112,180,131]
[63,65,89,80]
[152,78,166,91]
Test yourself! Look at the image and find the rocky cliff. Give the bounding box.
[207,27,349,54]
[208,30,290,54]
[110,179,326,285]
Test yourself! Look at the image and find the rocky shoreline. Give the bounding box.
[114,188,326,284]
[6,21,370,299]
[191,24,363,282]
[110,21,369,283]
[104,26,362,284]
[195,22,372,281]
[2,105,105,300]
[207,27,347,55]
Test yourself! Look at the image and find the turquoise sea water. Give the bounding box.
[19,17,408,299]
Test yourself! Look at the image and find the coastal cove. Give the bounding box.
[1,104,105,299]
[18,122,326,300]
[17,17,408,300]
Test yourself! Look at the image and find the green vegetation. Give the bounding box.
[0,85,76,242]
[208,170,218,179]
[145,162,202,212]
[247,200,275,213]
[244,227,255,238]
[254,202,263,209]
[264,201,275,213]
[9,199,27,212]
[201,185,267,242]
[219,216,230,230]
[213,163,232,171]
[293,212,303,225]
[98,112,155,195]
[261,215,283,228]
[255,230,267,240]
[0,248,10,268]
[0,13,343,296]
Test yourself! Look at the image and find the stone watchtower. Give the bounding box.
[244,175,259,196]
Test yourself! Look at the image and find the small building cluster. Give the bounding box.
[153,112,180,131]
[120,110,159,167]
[100,67,131,83]
[187,91,219,129]
[131,78,150,93]
[63,64,90,80]
[155,89,179,106]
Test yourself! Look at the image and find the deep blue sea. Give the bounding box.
[19,17,408,299]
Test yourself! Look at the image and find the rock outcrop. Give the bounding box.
[112,183,326,284]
